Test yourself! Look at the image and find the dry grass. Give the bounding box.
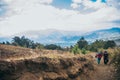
[107,47,120,58]
[0,44,41,61]
[0,44,85,62]
[40,51,84,59]
[0,44,117,80]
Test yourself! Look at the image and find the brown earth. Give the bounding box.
[0,44,115,80]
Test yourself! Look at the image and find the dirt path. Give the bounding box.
[89,53,115,80]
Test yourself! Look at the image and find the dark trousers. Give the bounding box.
[104,58,108,64]
[97,58,101,64]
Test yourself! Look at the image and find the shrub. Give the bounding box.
[44,44,62,50]
[104,40,116,49]
[111,48,120,80]
[77,37,88,49]
[81,48,87,55]
[71,45,81,54]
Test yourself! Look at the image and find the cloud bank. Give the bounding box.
[0,0,120,36]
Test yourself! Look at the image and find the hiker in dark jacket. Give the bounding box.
[95,51,103,64]
[103,51,109,64]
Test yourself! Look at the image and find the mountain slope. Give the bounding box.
[0,27,120,47]
[84,27,120,41]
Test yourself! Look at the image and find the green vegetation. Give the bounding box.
[44,44,62,50]
[71,37,88,55]
[104,40,116,49]
[1,36,117,52]
[77,37,88,49]
[71,44,81,54]
[81,48,87,55]
[88,40,105,52]
[12,36,35,48]
[1,36,62,50]
[71,37,117,54]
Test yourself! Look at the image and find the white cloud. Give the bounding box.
[71,0,107,9]
[0,0,120,37]
[72,0,82,3]
[71,0,120,10]
[71,3,80,9]
[4,0,53,4]
[39,0,53,4]
[83,0,107,9]
[107,0,120,9]
[3,0,53,16]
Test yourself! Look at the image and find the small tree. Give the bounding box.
[12,36,21,46]
[88,40,105,52]
[6,41,11,45]
[35,43,44,49]
[104,40,116,49]
[71,44,81,54]
[12,36,36,48]
[45,44,62,50]
[2,42,5,44]
[81,48,87,54]
[77,37,88,49]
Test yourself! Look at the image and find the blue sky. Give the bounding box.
[0,0,108,15]
[52,0,72,9]
[0,0,6,16]
[51,0,106,9]
[0,0,120,37]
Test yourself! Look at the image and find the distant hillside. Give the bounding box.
[0,37,11,42]
[83,27,120,42]
[0,27,120,47]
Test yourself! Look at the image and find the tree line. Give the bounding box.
[0,36,116,52]
[0,36,62,50]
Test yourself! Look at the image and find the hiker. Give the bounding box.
[103,51,109,64]
[95,51,103,64]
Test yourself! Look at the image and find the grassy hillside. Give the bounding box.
[0,44,94,80]
[0,44,119,80]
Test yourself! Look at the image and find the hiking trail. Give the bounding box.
[89,53,115,80]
